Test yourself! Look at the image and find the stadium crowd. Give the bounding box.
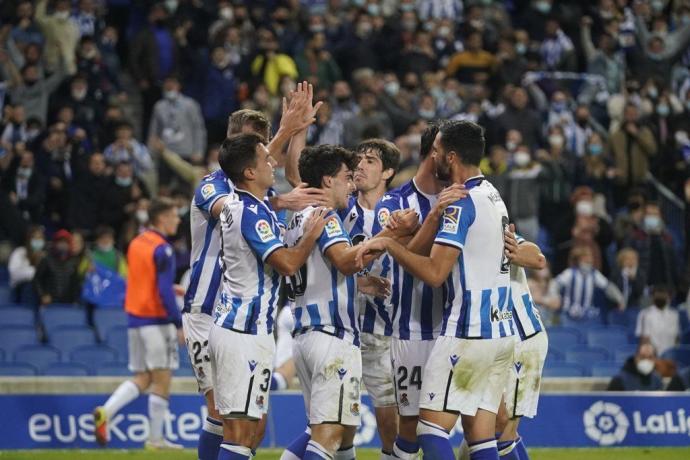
[0,0,689,385]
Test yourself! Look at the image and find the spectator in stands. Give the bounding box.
[479,145,508,196]
[496,87,541,149]
[295,31,342,90]
[71,152,108,234]
[343,90,393,148]
[554,245,624,324]
[607,343,665,391]
[101,161,149,241]
[445,30,496,85]
[580,16,625,94]
[75,36,123,103]
[636,285,680,357]
[34,229,81,307]
[540,17,575,71]
[578,133,616,204]
[148,76,206,165]
[90,226,127,276]
[1,104,28,150]
[35,0,79,75]
[250,27,298,95]
[202,47,239,145]
[526,265,561,327]
[612,247,646,310]
[8,225,45,304]
[103,122,154,184]
[10,1,45,53]
[1,148,46,224]
[505,145,541,243]
[613,190,646,247]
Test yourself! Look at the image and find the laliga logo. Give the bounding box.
[354,403,376,446]
[583,401,629,446]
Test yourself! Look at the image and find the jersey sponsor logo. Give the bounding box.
[377,208,391,227]
[200,183,216,199]
[491,307,513,322]
[442,206,461,234]
[255,220,275,242]
[325,217,344,238]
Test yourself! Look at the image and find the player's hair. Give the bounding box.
[420,121,441,159]
[356,139,401,186]
[227,109,271,139]
[219,133,266,184]
[148,197,176,225]
[439,120,485,166]
[568,245,591,267]
[299,144,356,189]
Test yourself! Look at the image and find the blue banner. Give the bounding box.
[2,392,690,449]
[81,264,126,308]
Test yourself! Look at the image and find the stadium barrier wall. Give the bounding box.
[1,387,689,449]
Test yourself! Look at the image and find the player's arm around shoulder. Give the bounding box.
[318,211,364,276]
[505,224,546,270]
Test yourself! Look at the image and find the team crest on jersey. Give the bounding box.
[350,403,360,416]
[442,206,462,234]
[325,217,343,237]
[399,393,409,407]
[201,183,216,199]
[377,208,391,227]
[255,220,275,242]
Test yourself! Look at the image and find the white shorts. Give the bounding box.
[390,338,436,416]
[274,307,295,369]
[504,331,548,418]
[420,335,515,416]
[208,325,275,420]
[293,331,362,426]
[128,324,179,373]
[182,312,214,394]
[361,333,395,408]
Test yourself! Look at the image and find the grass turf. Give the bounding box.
[1,448,689,459]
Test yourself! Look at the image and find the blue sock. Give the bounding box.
[515,437,529,460]
[334,445,355,460]
[198,417,223,460]
[469,439,498,460]
[417,420,454,460]
[392,436,419,460]
[303,440,333,460]
[218,442,252,460]
[280,427,311,460]
[497,439,519,460]
[270,373,287,390]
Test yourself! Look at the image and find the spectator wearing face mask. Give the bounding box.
[540,18,575,71]
[505,145,541,243]
[295,31,343,91]
[2,58,67,124]
[577,133,616,205]
[613,190,646,247]
[445,30,496,85]
[35,0,80,75]
[2,148,46,224]
[8,225,46,304]
[555,245,624,324]
[479,145,509,195]
[607,343,664,391]
[636,285,679,356]
[104,122,155,186]
[626,202,680,291]
[612,247,646,310]
[101,161,150,240]
[572,104,609,158]
[34,229,82,306]
[580,16,625,95]
[70,152,109,233]
[1,104,28,150]
[250,27,299,95]
[90,225,127,277]
[496,87,541,149]
[342,90,393,148]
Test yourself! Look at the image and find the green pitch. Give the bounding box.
[2,448,690,459]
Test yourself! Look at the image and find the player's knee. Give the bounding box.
[131,373,151,391]
[311,424,344,453]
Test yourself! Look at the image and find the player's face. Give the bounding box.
[330,163,355,210]
[253,143,275,189]
[159,208,181,236]
[354,149,385,192]
[432,132,452,182]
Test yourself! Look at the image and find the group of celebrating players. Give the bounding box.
[95,82,549,460]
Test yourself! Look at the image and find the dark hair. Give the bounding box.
[420,121,441,159]
[219,133,265,184]
[439,120,485,166]
[94,225,115,240]
[299,145,356,189]
[149,197,176,225]
[356,139,401,186]
[227,109,271,139]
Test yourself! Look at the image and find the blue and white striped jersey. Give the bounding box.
[510,264,544,340]
[554,267,611,320]
[435,176,515,339]
[214,190,284,335]
[183,170,233,315]
[372,179,445,340]
[285,206,359,346]
[340,196,393,336]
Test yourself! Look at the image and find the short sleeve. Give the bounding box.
[241,207,284,262]
[194,176,232,214]
[372,193,401,235]
[434,197,476,250]
[319,211,351,253]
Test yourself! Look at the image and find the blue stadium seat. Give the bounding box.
[14,345,61,369]
[0,326,39,355]
[614,345,638,364]
[174,366,195,377]
[0,362,38,376]
[547,327,583,348]
[543,363,588,377]
[661,346,690,367]
[0,348,4,361]
[93,309,127,340]
[105,325,129,361]
[681,330,690,345]
[40,306,87,333]
[95,362,130,376]
[0,303,29,309]
[70,345,119,367]
[586,328,631,349]
[546,347,564,362]
[0,307,35,327]
[42,362,92,376]
[0,266,9,284]
[565,347,610,364]
[49,326,97,356]
[0,286,10,303]
[590,362,621,377]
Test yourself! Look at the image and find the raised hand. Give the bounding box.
[388,209,419,236]
[357,275,392,299]
[433,183,467,218]
[303,206,331,241]
[278,183,330,211]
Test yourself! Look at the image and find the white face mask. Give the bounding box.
[548,134,564,148]
[636,358,655,375]
[575,200,594,217]
[136,210,149,224]
[514,151,531,167]
[55,11,70,20]
[578,262,593,272]
[164,90,179,100]
[506,141,517,152]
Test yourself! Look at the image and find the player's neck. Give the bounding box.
[238,181,267,201]
[414,157,444,195]
[150,224,167,237]
[357,184,385,210]
[452,164,482,185]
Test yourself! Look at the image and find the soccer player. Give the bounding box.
[358,120,515,460]
[93,198,183,449]
[209,133,330,460]
[183,84,325,460]
[283,145,389,460]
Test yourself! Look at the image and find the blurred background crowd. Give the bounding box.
[0,0,689,384]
